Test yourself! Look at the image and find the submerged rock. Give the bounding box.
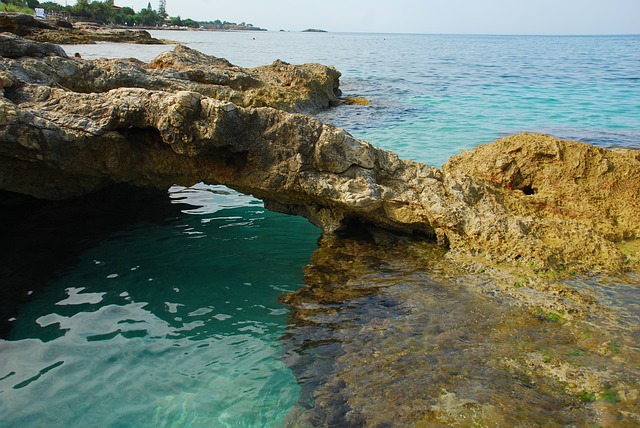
[0,35,638,273]
[281,232,640,427]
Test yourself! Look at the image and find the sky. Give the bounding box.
[51,0,640,35]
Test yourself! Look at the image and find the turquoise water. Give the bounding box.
[67,33,640,165]
[143,31,639,165]
[0,186,319,427]
[2,33,639,427]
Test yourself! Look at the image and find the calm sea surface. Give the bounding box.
[1,32,638,426]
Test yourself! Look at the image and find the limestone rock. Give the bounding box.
[149,46,342,111]
[0,12,163,45]
[445,133,640,242]
[442,134,640,271]
[0,13,66,37]
[0,32,67,58]
[0,40,340,113]
[1,35,638,273]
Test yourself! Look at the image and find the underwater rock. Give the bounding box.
[0,35,638,273]
[281,232,640,427]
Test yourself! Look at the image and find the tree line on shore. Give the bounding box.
[1,0,263,30]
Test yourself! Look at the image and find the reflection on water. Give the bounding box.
[0,184,320,427]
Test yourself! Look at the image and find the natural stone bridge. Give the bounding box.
[1,33,639,273]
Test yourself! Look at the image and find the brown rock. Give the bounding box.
[1,35,638,273]
[0,12,163,45]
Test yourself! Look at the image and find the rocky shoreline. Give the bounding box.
[0,12,165,44]
[1,31,639,426]
[1,33,638,275]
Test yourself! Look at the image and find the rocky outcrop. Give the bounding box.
[0,33,341,110]
[0,31,66,58]
[150,46,342,111]
[442,134,640,271]
[0,12,72,37]
[1,35,638,273]
[0,12,163,44]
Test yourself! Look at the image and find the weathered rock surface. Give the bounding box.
[0,12,163,44]
[1,35,639,273]
[0,12,72,37]
[443,134,640,271]
[0,33,341,110]
[0,31,67,58]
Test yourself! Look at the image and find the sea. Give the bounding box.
[0,31,638,427]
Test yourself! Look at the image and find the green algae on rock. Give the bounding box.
[340,96,370,106]
[281,232,640,427]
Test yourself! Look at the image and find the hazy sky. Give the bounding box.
[53,0,639,34]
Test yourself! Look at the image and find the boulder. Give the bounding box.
[0,32,67,58]
[442,134,640,271]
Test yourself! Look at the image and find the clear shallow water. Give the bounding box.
[0,186,319,427]
[4,32,639,426]
[282,236,640,426]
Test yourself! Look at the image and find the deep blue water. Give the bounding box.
[1,32,638,427]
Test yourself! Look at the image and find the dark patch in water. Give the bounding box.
[0,185,190,338]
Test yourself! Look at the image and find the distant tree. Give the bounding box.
[158,0,166,18]
[39,1,65,12]
[71,0,91,18]
[88,0,114,24]
[182,18,198,28]
[26,0,40,8]
[123,13,136,25]
[1,0,34,13]
[138,6,160,26]
[112,9,136,26]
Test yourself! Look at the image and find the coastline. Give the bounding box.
[0,12,167,44]
[0,30,639,426]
